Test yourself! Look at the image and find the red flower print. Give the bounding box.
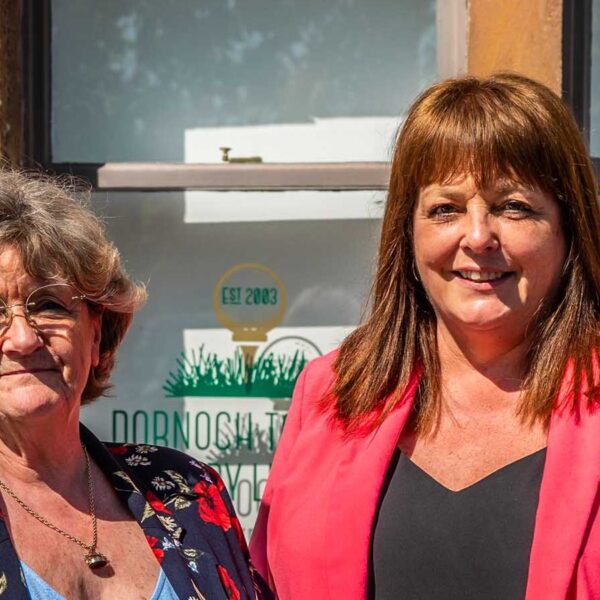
[108,445,129,455]
[195,481,232,531]
[206,466,226,491]
[146,490,173,515]
[146,535,164,563]
[217,564,241,600]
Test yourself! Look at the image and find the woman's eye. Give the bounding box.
[428,203,458,218]
[499,200,533,215]
[28,299,70,314]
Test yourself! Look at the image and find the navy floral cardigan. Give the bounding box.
[0,425,272,600]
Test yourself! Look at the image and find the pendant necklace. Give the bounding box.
[0,444,109,569]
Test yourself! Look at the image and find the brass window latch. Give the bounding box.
[220,147,263,164]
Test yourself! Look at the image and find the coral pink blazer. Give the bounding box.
[250,351,600,599]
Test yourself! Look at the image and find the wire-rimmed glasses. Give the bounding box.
[0,283,87,335]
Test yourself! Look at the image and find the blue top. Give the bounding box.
[0,426,272,600]
[21,562,179,600]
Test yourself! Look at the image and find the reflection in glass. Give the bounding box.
[52,0,437,162]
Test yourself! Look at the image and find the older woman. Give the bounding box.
[250,73,600,599]
[0,170,270,599]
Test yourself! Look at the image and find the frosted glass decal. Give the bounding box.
[81,190,380,535]
[183,190,386,223]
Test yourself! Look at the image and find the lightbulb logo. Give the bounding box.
[163,263,320,398]
[213,262,287,370]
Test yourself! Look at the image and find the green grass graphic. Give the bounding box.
[163,346,307,398]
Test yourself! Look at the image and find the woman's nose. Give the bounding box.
[459,209,500,253]
[0,312,43,355]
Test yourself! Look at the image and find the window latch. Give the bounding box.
[220,147,263,164]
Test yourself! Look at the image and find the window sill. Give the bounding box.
[50,162,391,191]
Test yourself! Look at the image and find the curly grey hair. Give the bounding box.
[0,168,147,403]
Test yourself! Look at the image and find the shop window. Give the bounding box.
[22,0,466,191]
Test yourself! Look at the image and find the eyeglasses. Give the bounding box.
[0,283,87,335]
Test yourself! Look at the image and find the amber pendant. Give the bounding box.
[85,552,108,569]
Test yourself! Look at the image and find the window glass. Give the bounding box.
[81,189,381,533]
[591,0,600,156]
[52,0,437,162]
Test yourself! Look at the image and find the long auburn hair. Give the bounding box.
[333,73,600,432]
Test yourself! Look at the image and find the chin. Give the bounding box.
[459,319,512,332]
[447,307,517,332]
[0,385,72,420]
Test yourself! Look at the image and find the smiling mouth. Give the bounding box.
[455,271,512,282]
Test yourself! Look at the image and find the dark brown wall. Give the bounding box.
[0,0,21,164]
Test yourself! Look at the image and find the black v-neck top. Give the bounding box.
[369,448,547,600]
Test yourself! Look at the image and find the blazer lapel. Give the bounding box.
[526,394,600,598]
[320,366,600,600]
[324,373,420,599]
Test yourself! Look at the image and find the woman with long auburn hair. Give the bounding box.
[250,73,600,599]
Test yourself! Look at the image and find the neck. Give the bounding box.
[434,321,530,417]
[437,320,529,377]
[0,410,84,487]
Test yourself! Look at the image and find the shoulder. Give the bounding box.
[101,442,269,599]
[554,351,600,413]
[104,441,224,490]
[299,348,339,395]
[283,349,340,429]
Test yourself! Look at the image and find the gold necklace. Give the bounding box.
[0,444,108,569]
